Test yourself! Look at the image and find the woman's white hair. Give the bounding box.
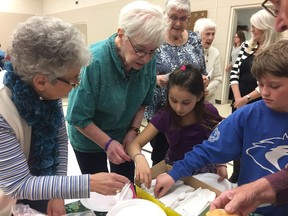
[165,0,191,14]
[118,1,167,47]
[250,9,282,50]
[194,18,217,35]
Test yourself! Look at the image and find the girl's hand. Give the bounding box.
[134,155,152,189]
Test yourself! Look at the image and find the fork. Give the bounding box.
[168,188,196,209]
[180,189,216,216]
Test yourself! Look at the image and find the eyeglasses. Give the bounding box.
[169,15,190,23]
[57,77,79,88]
[262,0,278,17]
[127,36,155,57]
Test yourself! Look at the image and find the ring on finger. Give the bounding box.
[115,189,121,193]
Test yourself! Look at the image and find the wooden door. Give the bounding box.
[187,10,208,32]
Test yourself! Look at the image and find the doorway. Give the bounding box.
[221,5,261,104]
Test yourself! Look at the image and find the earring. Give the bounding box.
[39,90,44,100]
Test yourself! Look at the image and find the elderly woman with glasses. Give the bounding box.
[144,0,207,166]
[66,1,167,183]
[0,16,129,215]
[262,0,288,32]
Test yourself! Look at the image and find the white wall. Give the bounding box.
[0,0,265,102]
[0,0,42,14]
[47,0,264,103]
[42,0,118,14]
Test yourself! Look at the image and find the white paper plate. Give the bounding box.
[192,173,232,192]
[107,199,166,216]
[80,189,133,212]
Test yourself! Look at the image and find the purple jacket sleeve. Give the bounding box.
[264,168,288,205]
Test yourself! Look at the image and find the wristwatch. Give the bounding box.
[130,126,140,134]
[246,94,251,101]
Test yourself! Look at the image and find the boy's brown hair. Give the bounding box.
[252,39,288,79]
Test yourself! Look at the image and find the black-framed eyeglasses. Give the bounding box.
[127,36,155,57]
[57,77,79,88]
[169,15,190,23]
[262,0,278,17]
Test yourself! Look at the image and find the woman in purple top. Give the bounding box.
[127,64,225,188]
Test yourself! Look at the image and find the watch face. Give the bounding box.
[131,127,140,134]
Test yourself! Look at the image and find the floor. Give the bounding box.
[62,99,233,203]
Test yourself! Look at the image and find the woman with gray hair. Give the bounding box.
[194,18,222,104]
[66,1,167,184]
[144,0,207,166]
[0,16,129,215]
[229,9,282,183]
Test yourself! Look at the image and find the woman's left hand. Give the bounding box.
[233,96,248,109]
[47,199,66,216]
[157,74,168,88]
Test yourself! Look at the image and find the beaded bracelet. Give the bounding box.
[132,152,145,161]
[104,138,113,152]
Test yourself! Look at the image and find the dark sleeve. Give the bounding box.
[264,168,288,205]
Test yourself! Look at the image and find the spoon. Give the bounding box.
[170,192,187,209]
[169,188,195,209]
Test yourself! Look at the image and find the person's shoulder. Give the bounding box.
[204,101,214,109]
[155,108,171,118]
[233,101,265,117]
[89,34,115,53]
[187,31,201,44]
[150,108,171,125]
[89,39,107,51]
[209,46,220,54]
[187,30,198,37]
[204,102,220,114]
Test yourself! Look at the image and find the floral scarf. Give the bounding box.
[3,64,62,176]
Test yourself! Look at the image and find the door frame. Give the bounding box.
[221,4,262,104]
